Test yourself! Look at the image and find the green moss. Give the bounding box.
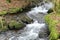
[8,8,19,13]
[0,11,7,15]
[45,13,60,40]
[8,8,23,13]
[0,17,8,32]
[49,21,59,40]
[0,7,23,15]
[0,7,24,15]
[49,28,59,40]
[9,20,25,30]
[0,26,8,32]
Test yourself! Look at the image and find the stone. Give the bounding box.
[0,17,8,32]
[0,13,33,31]
[8,20,25,30]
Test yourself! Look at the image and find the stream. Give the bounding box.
[0,1,53,40]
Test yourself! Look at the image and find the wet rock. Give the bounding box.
[8,20,25,30]
[45,13,60,40]
[21,15,33,24]
[0,17,8,32]
[39,24,49,38]
[47,9,53,13]
[0,13,32,31]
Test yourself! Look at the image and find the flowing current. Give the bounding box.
[8,2,53,40]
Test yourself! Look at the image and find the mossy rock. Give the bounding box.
[8,20,25,30]
[8,8,23,13]
[0,11,7,15]
[20,15,33,24]
[45,13,60,40]
[0,8,23,15]
[0,12,32,32]
[0,17,8,32]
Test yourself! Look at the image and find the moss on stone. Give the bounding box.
[0,11,32,31]
[0,11,7,15]
[49,29,59,40]
[9,20,25,30]
[45,13,60,40]
[0,7,23,15]
[8,8,23,13]
[0,17,8,32]
[0,26,8,32]
[21,16,33,24]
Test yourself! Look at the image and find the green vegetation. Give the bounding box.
[45,13,59,40]
[0,17,8,32]
[0,0,33,32]
[0,11,7,15]
[0,8,23,15]
[8,8,23,13]
[9,20,25,30]
[0,12,32,31]
[45,0,60,40]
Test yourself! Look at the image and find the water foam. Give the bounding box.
[17,21,46,40]
[8,2,53,40]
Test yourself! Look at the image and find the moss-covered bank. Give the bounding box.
[0,0,42,15]
[45,13,60,40]
[44,0,60,40]
[0,0,30,15]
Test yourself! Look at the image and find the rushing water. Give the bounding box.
[8,2,53,40]
[27,2,53,23]
[0,1,53,40]
[17,21,47,40]
[9,21,48,40]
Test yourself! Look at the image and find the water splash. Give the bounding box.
[19,20,45,40]
[27,2,53,23]
[9,20,48,40]
[27,2,53,15]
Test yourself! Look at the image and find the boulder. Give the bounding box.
[0,13,33,32]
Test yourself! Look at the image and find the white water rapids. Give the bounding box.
[9,2,53,40]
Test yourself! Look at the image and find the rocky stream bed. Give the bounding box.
[0,1,53,40]
[0,0,55,40]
